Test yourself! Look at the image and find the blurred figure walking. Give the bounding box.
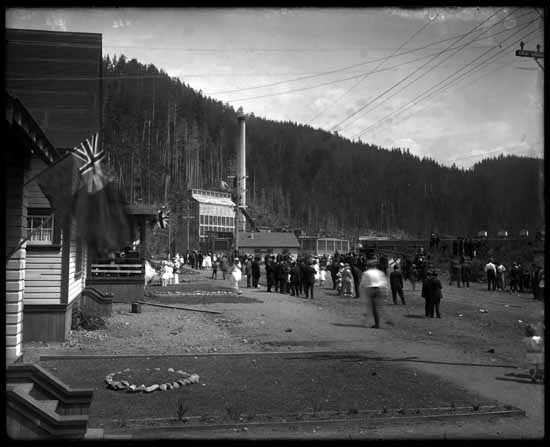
[360,259,388,329]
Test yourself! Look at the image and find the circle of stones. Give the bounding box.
[105,367,200,393]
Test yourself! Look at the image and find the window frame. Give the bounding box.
[26,208,61,248]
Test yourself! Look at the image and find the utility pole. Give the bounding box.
[181,198,195,252]
[516,41,544,71]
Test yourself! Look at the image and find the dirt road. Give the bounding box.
[24,267,544,439]
[181,271,544,438]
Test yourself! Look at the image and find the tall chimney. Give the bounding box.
[237,111,246,232]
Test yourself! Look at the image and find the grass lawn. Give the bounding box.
[39,352,501,431]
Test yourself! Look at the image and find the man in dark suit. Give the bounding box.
[425,270,443,318]
[290,261,302,297]
[251,256,261,288]
[389,265,405,304]
[351,261,363,299]
[302,260,317,299]
[265,257,275,292]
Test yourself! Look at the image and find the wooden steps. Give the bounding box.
[6,364,93,439]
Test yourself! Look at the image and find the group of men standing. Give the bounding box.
[448,255,472,288]
[264,255,317,299]
[484,259,544,300]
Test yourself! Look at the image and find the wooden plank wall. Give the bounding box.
[23,252,62,306]
[23,157,62,306]
[5,28,102,149]
[24,158,51,208]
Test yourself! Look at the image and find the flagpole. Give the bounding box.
[6,214,54,263]
[23,152,73,188]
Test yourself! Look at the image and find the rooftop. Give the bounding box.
[238,231,300,249]
[191,189,235,207]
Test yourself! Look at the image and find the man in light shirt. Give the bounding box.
[485,258,497,291]
[360,258,388,329]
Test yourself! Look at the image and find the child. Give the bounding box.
[231,258,242,294]
[319,266,327,288]
[523,324,545,382]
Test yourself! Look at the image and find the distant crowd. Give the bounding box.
[145,245,544,328]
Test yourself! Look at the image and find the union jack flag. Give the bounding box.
[158,207,170,229]
[37,131,131,252]
[70,133,104,175]
[70,133,108,193]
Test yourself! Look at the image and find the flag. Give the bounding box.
[37,133,132,253]
[157,207,169,229]
[72,182,132,253]
[37,153,82,226]
[70,133,109,193]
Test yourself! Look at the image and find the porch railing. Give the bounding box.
[90,259,144,278]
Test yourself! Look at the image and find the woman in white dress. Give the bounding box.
[313,258,320,285]
[231,258,243,294]
[202,254,212,269]
[319,265,327,288]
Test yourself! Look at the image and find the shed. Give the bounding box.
[237,231,300,255]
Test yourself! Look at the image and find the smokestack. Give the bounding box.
[237,111,246,232]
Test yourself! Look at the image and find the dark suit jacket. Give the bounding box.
[389,270,404,289]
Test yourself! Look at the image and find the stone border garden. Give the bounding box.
[105,367,200,393]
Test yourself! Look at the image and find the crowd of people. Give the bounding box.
[145,245,544,329]
[483,259,544,300]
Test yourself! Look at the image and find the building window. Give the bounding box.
[27,212,54,245]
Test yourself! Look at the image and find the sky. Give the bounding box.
[5,7,544,168]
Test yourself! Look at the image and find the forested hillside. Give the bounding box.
[102,55,544,240]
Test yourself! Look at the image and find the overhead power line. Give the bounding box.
[211,10,534,96]
[327,7,518,132]
[353,24,541,139]
[213,14,536,105]
[308,11,439,124]
[346,15,539,136]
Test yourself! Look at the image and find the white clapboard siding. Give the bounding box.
[26,256,62,264]
[23,263,60,271]
[24,299,62,306]
[67,220,85,304]
[25,271,62,281]
[24,249,62,303]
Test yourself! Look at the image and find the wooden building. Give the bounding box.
[5,28,106,351]
[5,28,102,148]
[237,231,301,256]
[299,236,350,255]
[85,204,158,303]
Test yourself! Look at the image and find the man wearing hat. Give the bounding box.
[485,258,497,291]
[421,270,433,317]
[389,264,406,305]
[425,270,443,318]
[360,259,388,328]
